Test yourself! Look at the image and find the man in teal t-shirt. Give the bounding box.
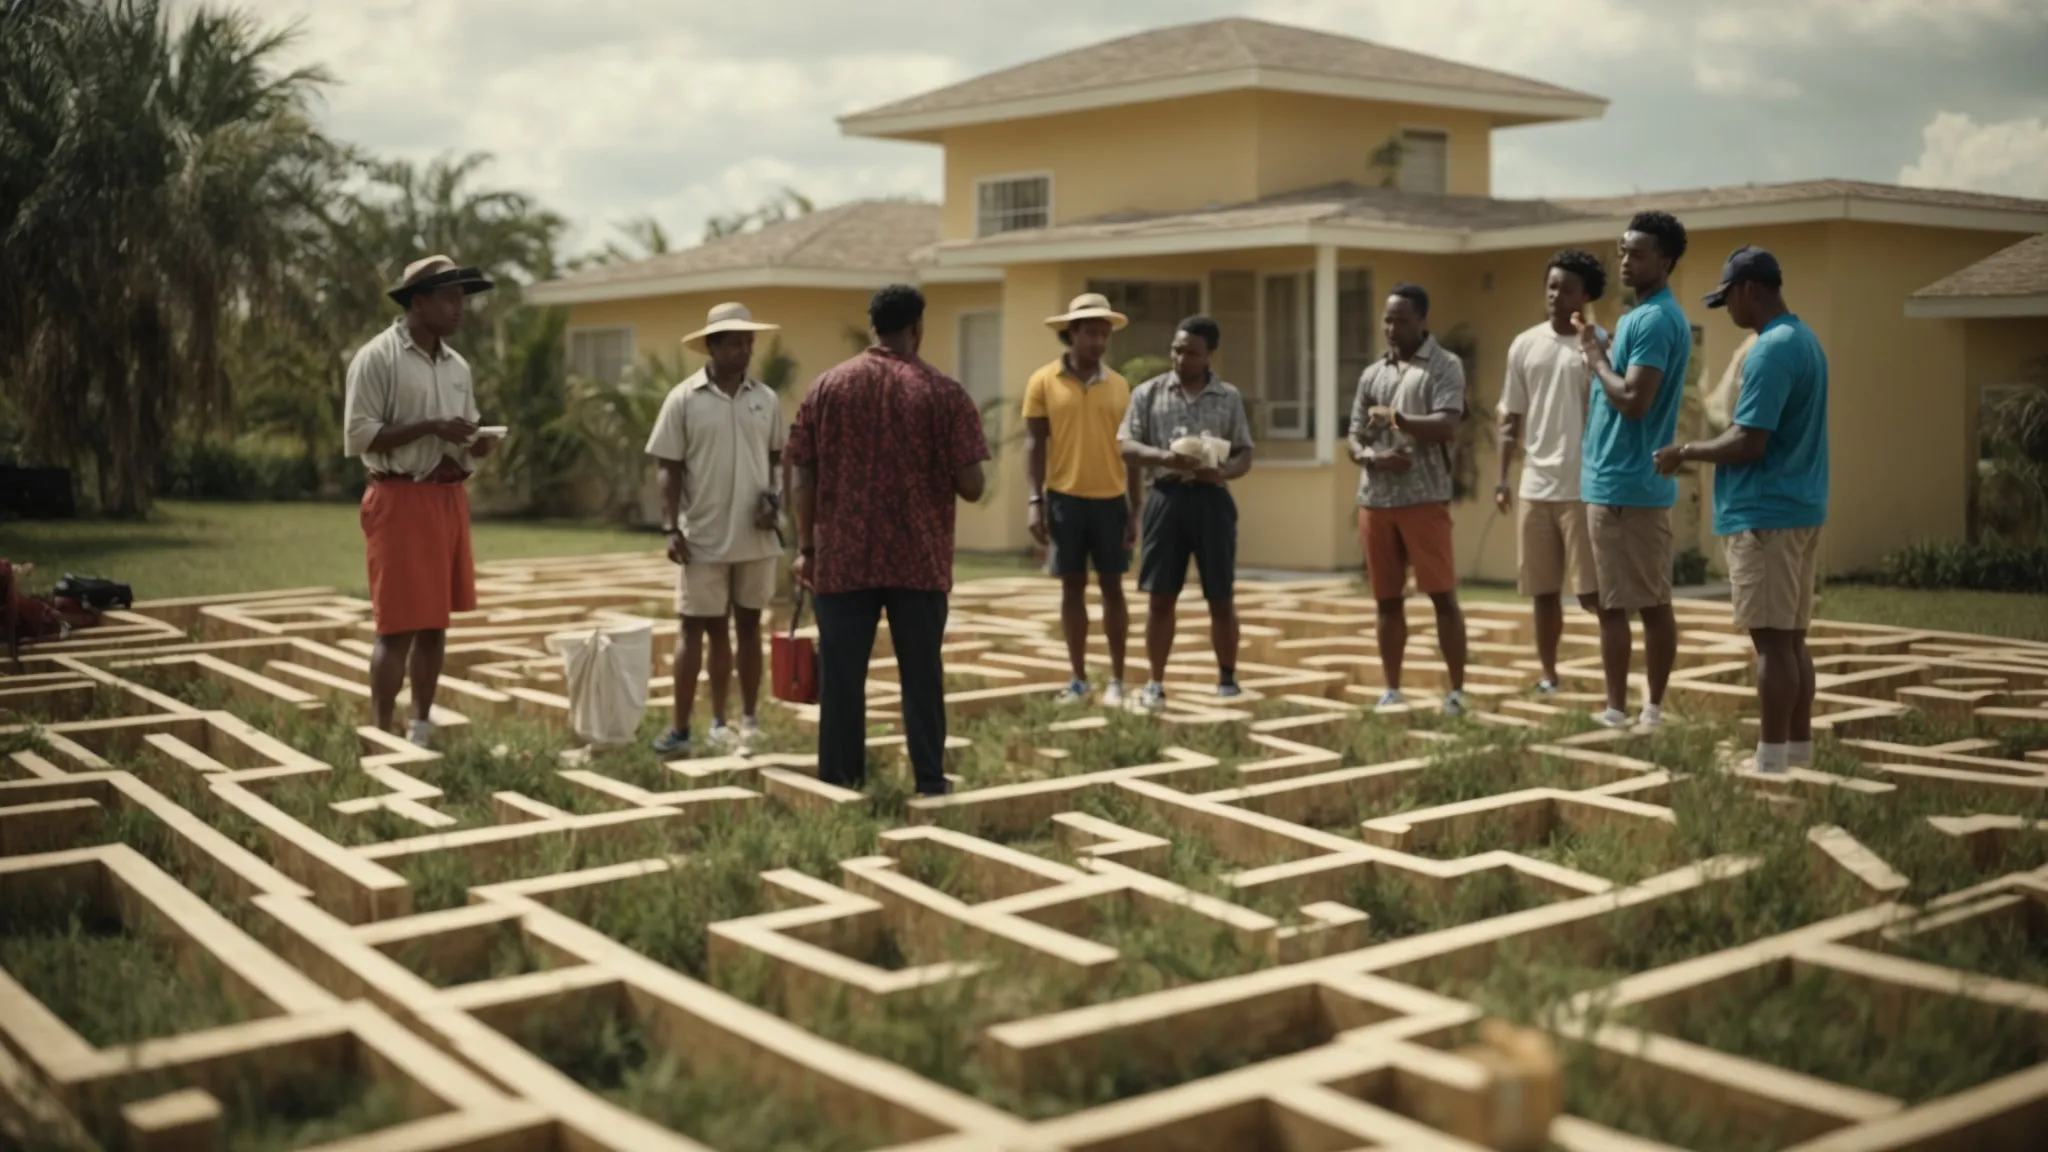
[1656,246,1828,778]
[1573,211,1691,731]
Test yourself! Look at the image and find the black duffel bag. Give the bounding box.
[53,574,133,611]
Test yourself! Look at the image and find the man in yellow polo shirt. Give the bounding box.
[1025,293,1141,707]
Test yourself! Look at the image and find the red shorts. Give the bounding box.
[362,480,476,636]
[1359,502,1457,601]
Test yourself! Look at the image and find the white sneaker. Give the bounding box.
[1534,679,1559,696]
[1637,704,1664,730]
[408,719,434,749]
[1375,690,1406,711]
[1103,680,1126,708]
[1442,690,1469,718]
[1129,682,1166,713]
[739,716,763,747]
[1053,678,1091,705]
[1593,708,1631,729]
[705,723,740,751]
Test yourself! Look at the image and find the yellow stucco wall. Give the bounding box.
[938,90,1495,241]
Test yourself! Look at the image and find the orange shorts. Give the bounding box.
[1359,502,1456,602]
[362,480,476,636]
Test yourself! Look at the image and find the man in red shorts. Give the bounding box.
[342,255,496,747]
[1347,283,1470,715]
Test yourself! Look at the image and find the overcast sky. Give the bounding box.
[221,0,2048,252]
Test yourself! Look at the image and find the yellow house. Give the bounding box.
[528,17,2048,581]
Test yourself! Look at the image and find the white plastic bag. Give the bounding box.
[545,622,652,747]
[1168,433,1231,469]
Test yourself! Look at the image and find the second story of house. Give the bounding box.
[837,18,1606,243]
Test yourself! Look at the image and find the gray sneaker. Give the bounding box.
[1129,682,1166,714]
[651,728,690,756]
[1443,690,1470,718]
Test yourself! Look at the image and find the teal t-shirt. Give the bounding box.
[1713,314,1829,534]
[1582,287,1691,508]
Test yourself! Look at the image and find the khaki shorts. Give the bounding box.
[678,557,778,618]
[1727,527,1822,631]
[1588,504,1672,611]
[1517,499,1598,598]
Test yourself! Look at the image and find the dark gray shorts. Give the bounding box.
[1045,491,1129,577]
[1137,482,1235,602]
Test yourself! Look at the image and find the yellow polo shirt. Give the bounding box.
[1022,358,1130,499]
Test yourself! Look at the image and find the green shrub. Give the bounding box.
[1118,355,1171,384]
[1671,546,1709,587]
[1881,539,2048,594]
[156,439,320,501]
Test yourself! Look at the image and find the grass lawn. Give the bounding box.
[6,502,2044,639]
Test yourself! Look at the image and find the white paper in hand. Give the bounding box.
[467,425,508,445]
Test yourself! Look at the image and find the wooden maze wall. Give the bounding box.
[3,553,2048,1151]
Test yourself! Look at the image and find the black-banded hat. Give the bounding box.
[388,254,495,306]
[1703,246,1783,309]
[682,302,781,354]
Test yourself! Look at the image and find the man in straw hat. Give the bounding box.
[1118,315,1255,714]
[1025,292,1141,708]
[788,285,989,796]
[343,255,496,747]
[646,302,789,756]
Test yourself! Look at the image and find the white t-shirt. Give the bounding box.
[1498,322,1600,502]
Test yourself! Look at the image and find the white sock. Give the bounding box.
[1788,740,1813,767]
[1755,742,1788,773]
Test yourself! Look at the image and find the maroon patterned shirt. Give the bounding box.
[786,347,990,595]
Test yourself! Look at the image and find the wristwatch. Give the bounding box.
[1027,494,1044,505]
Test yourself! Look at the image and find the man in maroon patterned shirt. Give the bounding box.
[788,284,990,795]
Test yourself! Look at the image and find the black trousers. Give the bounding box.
[813,587,950,795]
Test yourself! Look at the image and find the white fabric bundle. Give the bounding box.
[546,621,653,747]
[1168,434,1232,469]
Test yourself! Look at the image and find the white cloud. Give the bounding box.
[1692,61,1801,100]
[1900,112,2048,197]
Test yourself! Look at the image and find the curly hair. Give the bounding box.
[1627,211,1688,264]
[868,283,925,336]
[1546,248,1607,302]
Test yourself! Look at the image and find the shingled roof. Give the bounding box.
[1905,232,2048,318]
[840,18,1604,138]
[527,201,945,306]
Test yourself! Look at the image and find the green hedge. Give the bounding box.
[1881,539,2048,595]
[156,440,321,501]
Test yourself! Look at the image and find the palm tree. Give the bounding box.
[1,0,332,515]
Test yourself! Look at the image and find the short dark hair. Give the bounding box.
[1175,315,1221,352]
[1546,249,1607,302]
[1627,211,1688,264]
[1389,282,1430,318]
[868,283,925,336]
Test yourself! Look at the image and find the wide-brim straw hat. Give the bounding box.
[683,302,780,354]
[387,254,494,305]
[1045,292,1129,332]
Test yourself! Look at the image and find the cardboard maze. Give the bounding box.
[2,554,2047,1151]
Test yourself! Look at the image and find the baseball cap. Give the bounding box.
[1703,245,1783,308]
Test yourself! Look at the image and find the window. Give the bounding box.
[975,174,1051,237]
[1398,129,1448,196]
[1336,269,1375,436]
[957,311,1003,412]
[1260,272,1312,439]
[569,327,635,384]
[1087,280,1202,373]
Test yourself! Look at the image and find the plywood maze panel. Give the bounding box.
[4,554,2048,1151]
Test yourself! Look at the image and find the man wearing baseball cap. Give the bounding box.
[1025,293,1141,708]
[342,255,496,747]
[646,302,788,756]
[1654,246,1829,776]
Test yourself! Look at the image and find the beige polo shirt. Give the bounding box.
[644,370,788,564]
[342,319,480,479]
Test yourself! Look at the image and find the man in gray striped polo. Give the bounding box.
[1117,315,1255,713]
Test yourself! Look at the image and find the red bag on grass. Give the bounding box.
[1,560,101,666]
[771,589,817,704]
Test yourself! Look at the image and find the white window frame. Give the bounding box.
[954,308,1004,413]
[567,325,636,384]
[1395,125,1450,196]
[973,170,1054,238]
[1256,268,1315,440]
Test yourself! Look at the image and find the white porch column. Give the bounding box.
[1313,243,1339,465]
